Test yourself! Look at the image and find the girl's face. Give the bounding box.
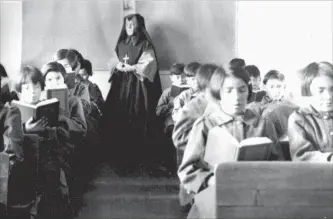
[125,18,137,36]
[220,76,249,116]
[309,75,333,112]
[21,82,42,105]
[45,71,65,89]
[78,69,89,81]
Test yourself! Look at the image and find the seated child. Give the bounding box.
[260,70,287,104]
[172,62,201,122]
[249,70,298,140]
[156,63,185,136]
[0,73,24,169]
[178,66,282,198]
[288,61,333,162]
[172,63,218,212]
[78,59,104,120]
[245,64,266,102]
[53,49,91,116]
[18,64,86,219]
[0,97,24,218]
[0,63,18,103]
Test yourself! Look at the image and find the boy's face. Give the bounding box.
[78,69,89,81]
[186,77,198,90]
[45,71,65,89]
[264,79,285,100]
[21,82,42,104]
[309,75,333,112]
[220,76,249,116]
[250,76,261,92]
[170,75,182,85]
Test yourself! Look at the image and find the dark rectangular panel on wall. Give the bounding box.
[136,0,236,70]
[22,0,122,70]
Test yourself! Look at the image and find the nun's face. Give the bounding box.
[125,18,137,36]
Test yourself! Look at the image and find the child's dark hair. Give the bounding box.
[0,63,8,78]
[263,70,285,85]
[41,62,67,82]
[53,48,84,71]
[229,58,246,69]
[245,65,260,78]
[196,64,219,91]
[17,65,45,92]
[210,66,252,100]
[80,59,93,76]
[184,62,201,77]
[299,61,333,96]
[169,63,185,76]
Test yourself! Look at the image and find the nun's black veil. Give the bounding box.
[114,13,162,114]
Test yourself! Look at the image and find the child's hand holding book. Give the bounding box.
[24,117,48,134]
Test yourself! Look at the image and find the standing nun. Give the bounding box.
[102,14,162,174]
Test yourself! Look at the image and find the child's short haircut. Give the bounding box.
[229,58,246,69]
[0,63,8,78]
[263,70,285,85]
[196,63,219,91]
[245,65,260,78]
[53,48,84,71]
[299,61,333,96]
[210,66,252,100]
[169,63,185,76]
[41,62,67,82]
[17,65,45,92]
[81,59,93,76]
[184,62,201,77]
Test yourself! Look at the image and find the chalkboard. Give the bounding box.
[22,0,122,70]
[22,0,236,71]
[136,0,236,70]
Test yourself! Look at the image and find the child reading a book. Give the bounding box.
[288,61,333,162]
[178,66,282,198]
[156,63,185,135]
[17,65,86,219]
[172,63,218,213]
[53,49,92,116]
[172,62,201,122]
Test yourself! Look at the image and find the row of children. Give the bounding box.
[0,49,104,219]
[156,58,333,215]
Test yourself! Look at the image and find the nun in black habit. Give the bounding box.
[102,14,163,173]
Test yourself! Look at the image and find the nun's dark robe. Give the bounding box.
[103,39,162,167]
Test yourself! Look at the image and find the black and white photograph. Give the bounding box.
[1,0,333,218]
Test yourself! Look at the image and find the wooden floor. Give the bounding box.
[75,163,185,219]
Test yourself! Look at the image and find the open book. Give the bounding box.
[204,126,272,166]
[0,152,9,206]
[12,98,60,127]
[46,86,69,114]
[170,85,190,97]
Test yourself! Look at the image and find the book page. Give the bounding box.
[204,126,240,166]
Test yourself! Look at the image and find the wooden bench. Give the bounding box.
[194,162,333,219]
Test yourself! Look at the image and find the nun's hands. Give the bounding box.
[122,64,135,72]
[116,62,124,71]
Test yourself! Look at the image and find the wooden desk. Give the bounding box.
[195,162,333,219]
